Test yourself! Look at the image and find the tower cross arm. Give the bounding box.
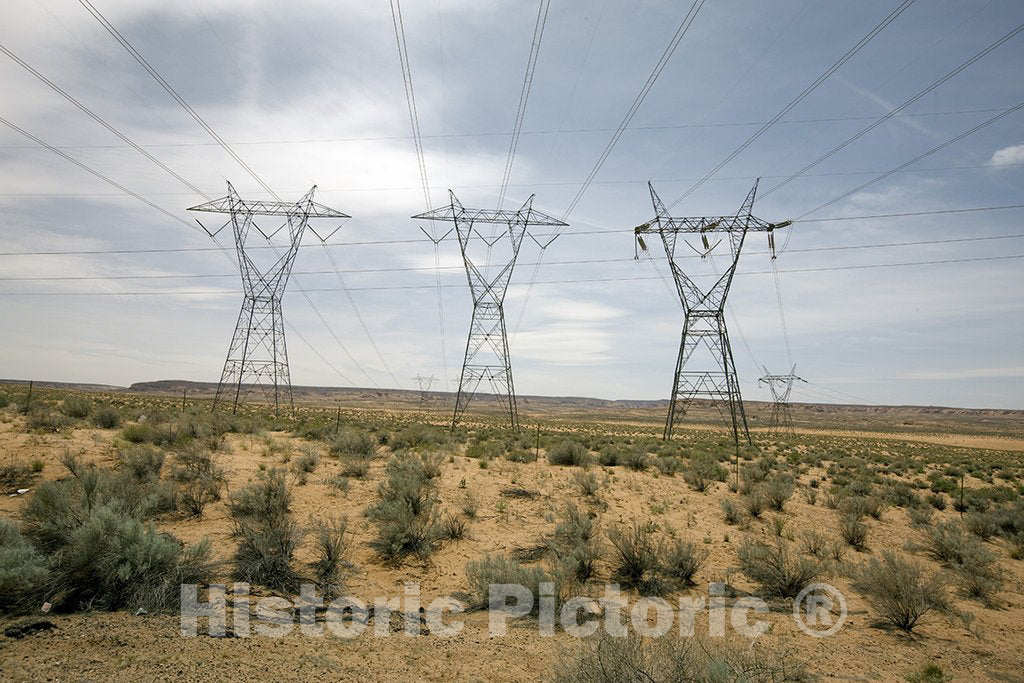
[413,204,566,226]
[188,197,349,218]
[635,215,791,235]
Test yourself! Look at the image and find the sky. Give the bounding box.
[0,0,1022,410]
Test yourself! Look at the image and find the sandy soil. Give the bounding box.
[2,415,1023,681]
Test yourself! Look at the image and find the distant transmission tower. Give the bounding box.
[759,365,806,435]
[189,183,349,415]
[635,180,790,444]
[411,374,437,410]
[413,191,566,431]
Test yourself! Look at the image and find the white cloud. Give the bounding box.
[989,144,1024,168]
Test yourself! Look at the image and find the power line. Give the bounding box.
[497,0,551,209]
[0,42,208,199]
[4,252,1020,294]
[0,116,202,236]
[389,0,448,389]
[763,21,1024,199]
[3,160,1017,198]
[560,0,706,221]
[1,107,1011,152]
[77,0,275,198]
[795,101,1024,221]
[666,0,917,210]
[2,220,1022,260]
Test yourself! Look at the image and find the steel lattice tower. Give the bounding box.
[635,180,790,443]
[411,374,437,410]
[189,183,349,414]
[759,365,805,435]
[413,191,566,431]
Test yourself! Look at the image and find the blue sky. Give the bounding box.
[0,0,1022,409]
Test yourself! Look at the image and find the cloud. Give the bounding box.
[989,144,1024,168]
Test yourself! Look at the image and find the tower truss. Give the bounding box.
[189,183,349,414]
[413,191,566,431]
[758,365,806,435]
[634,180,790,443]
[411,374,437,410]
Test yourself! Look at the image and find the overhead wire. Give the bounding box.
[762,21,1024,200]
[5,252,1019,295]
[513,0,706,343]
[496,0,551,210]
[665,0,917,210]
[389,0,449,387]
[793,101,1024,223]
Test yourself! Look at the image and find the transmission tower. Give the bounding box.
[189,183,349,415]
[634,180,790,444]
[413,191,567,431]
[759,365,806,435]
[411,374,437,410]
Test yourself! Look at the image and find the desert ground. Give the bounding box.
[1,381,1023,682]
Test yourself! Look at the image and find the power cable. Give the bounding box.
[763,21,1024,199]
[666,0,917,210]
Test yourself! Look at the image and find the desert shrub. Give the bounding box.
[737,538,822,598]
[621,449,648,471]
[597,447,621,467]
[441,512,468,541]
[117,444,165,483]
[1008,534,1024,561]
[309,516,350,599]
[465,554,551,614]
[170,448,226,517]
[908,505,933,527]
[390,423,447,451]
[0,461,37,491]
[26,410,72,433]
[22,456,168,552]
[863,496,888,520]
[684,455,728,493]
[964,511,998,540]
[460,493,479,519]
[0,519,50,613]
[572,470,600,497]
[119,422,162,445]
[762,476,795,511]
[904,662,953,683]
[607,522,663,594]
[230,469,301,591]
[919,521,1004,605]
[505,448,536,463]
[653,456,682,477]
[554,632,805,683]
[547,440,590,467]
[800,530,829,559]
[49,504,214,612]
[743,492,766,518]
[60,395,92,419]
[229,468,291,524]
[802,487,818,506]
[550,504,599,584]
[926,493,947,510]
[292,447,320,475]
[851,551,948,632]
[721,499,742,525]
[839,513,868,551]
[662,538,708,585]
[330,429,376,458]
[91,405,121,429]
[367,453,441,562]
